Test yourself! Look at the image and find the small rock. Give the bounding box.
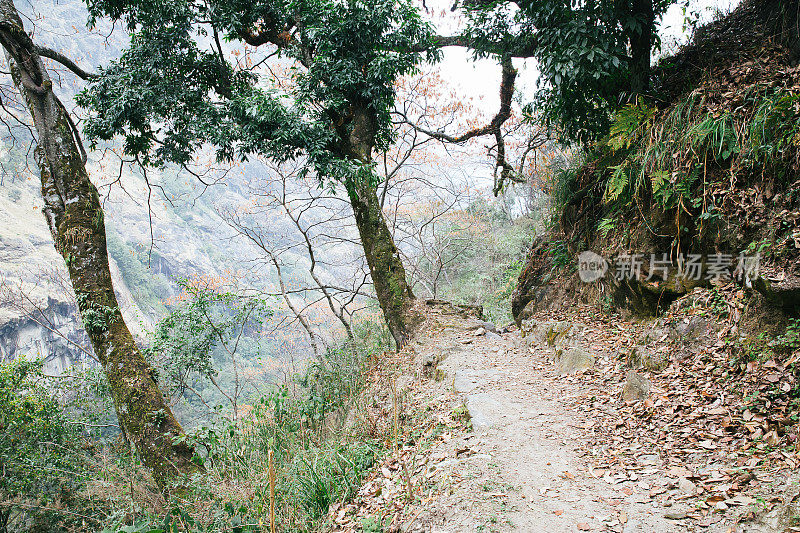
[480,320,498,333]
[419,353,438,377]
[677,477,696,494]
[622,371,650,402]
[636,454,659,466]
[626,345,668,371]
[664,511,687,520]
[474,327,486,336]
[555,347,595,374]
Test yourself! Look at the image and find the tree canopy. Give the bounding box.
[78,0,438,183]
[458,0,680,142]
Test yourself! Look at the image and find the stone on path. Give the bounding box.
[555,346,595,374]
[465,392,504,430]
[622,371,650,402]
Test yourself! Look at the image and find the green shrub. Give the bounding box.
[0,359,97,532]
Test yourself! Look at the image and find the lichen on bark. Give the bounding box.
[0,0,200,489]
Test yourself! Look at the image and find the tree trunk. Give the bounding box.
[338,103,420,348]
[628,0,654,95]
[0,0,200,489]
[347,179,419,348]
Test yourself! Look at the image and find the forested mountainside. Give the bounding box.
[0,0,265,370]
[0,153,256,370]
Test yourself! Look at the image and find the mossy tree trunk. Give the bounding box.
[0,0,199,489]
[340,103,420,348]
[347,178,418,348]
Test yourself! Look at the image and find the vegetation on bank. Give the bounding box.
[0,312,390,533]
[559,62,800,254]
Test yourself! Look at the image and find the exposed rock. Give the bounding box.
[467,320,498,333]
[626,345,669,372]
[510,237,552,325]
[424,299,483,319]
[677,477,696,494]
[555,346,595,374]
[673,316,715,343]
[545,321,576,346]
[0,299,92,375]
[622,371,650,402]
[419,352,438,378]
[453,368,500,394]
[753,275,800,312]
[636,454,660,466]
[465,393,503,430]
[521,320,582,349]
[746,475,800,532]
[612,269,707,317]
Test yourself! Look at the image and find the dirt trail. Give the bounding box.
[333,304,792,532]
[405,309,681,533]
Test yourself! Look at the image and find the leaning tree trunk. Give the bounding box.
[348,178,419,348]
[342,104,421,348]
[0,0,199,489]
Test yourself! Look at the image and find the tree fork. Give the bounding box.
[0,0,200,489]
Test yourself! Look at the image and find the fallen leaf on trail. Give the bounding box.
[553,509,563,516]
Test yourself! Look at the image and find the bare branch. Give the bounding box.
[36,45,98,80]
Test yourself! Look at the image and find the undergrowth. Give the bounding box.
[551,75,800,249]
[2,316,392,533]
[107,337,384,533]
[603,88,800,214]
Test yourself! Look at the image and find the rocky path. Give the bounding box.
[408,312,681,533]
[332,302,795,532]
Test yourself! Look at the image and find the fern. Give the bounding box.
[609,102,657,151]
[597,217,617,237]
[604,162,631,202]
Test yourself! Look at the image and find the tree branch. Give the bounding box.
[36,46,98,80]
[402,56,521,194]
[415,34,537,57]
